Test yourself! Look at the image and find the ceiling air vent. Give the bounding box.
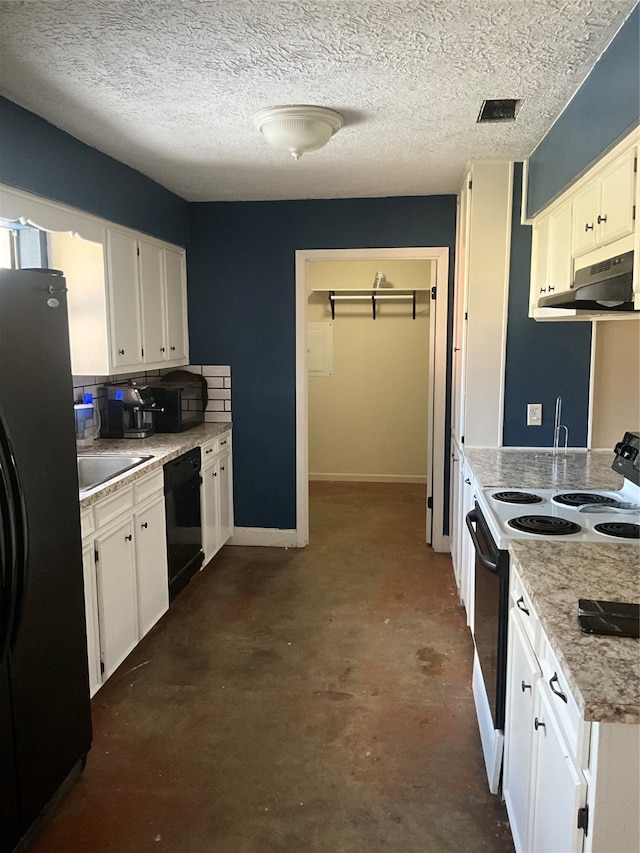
[477,99,521,123]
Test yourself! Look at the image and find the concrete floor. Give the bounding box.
[33,482,514,852]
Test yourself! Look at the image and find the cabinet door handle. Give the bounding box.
[539,287,547,294]
[141,522,148,529]
[548,285,555,293]
[118,348,125,356]
[221,466,225,471]
[170,346,176,351]
[585,222,594,231]
[464,478,471,485]
[453,346,461,352]
[521,680,531,693]
[597,214,607,225]
[516,596,530,616]
[549,672,568,703]
[160,347,165,352]
[534,717,545,732]
[213,471,217,477]
[125,534,132,541]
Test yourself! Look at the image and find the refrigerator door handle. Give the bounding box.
[0,412,27,653]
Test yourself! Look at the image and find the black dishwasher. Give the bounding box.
[164,447,203,602]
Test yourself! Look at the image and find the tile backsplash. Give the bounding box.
[72,365,232,423]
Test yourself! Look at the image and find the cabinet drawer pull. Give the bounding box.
[534,717,545,732]
[516,596,530,616]
[221,466,225,472]
[205,448,213,454]
[521,680,531,693]
[539,287,547,294]
[160,347,165,352]
[125,534,132,541]
[213,471,217,477]
[549,672,568,703]
[547,285,555,293]
[585,222,594,231]
[118,348,125,356]
[141,522,148,529]
[597,214,607,224]
[220,439,227,446]
[170,346,176,351]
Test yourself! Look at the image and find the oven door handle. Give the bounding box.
[465,509,500,574]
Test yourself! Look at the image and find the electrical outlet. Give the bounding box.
[527,403,542,426]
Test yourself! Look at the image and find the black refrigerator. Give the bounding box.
[0,268,92,852]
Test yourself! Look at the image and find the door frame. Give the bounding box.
[295,246,450,551]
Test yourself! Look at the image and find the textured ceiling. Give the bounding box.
[0,1,636,202]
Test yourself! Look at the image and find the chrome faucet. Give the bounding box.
[552,396,569,455]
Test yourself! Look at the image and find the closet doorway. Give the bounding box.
[295,247,449,552]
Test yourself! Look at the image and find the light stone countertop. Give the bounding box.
[463,446,638,725]
[464,447,622,491]
[78,423,231,508]
[508,541,640,724]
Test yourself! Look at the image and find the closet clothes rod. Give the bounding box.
[328,290,417,320]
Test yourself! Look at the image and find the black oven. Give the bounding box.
[466,504,509,729]
[163,448,203,602]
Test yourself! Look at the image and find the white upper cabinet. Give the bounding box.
[0,183,190,375]
[106,229,144,369]
[138,238,166,364]
[528,127,638,322]
[572,147,636,258]
[163,247,188,363]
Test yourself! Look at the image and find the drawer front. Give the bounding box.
[201,437,219,463]
[539,638,588,766]
[93,485,134,529]
[133,468,163,504]
[80,507,96,541]
[510,571,540,653]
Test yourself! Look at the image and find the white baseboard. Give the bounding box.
[309,473,428,484]
[228,527,298,548]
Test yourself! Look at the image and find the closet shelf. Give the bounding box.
[311,288,428,320]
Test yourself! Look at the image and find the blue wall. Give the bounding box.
[527,5,639,217]
[0,96,189,246]
[503,164,591,446]
[188,198,457,530]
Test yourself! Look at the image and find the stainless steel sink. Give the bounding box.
[77,454,153,493]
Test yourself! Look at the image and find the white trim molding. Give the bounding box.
[228,528,298,548]
[296,246,450,553]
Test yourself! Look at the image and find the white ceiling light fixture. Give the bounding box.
[253,105,343,160]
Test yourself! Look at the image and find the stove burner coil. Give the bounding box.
[508,515,582,536]
[492,491,543,504]
[554,492,617,508]
[594,522,640,540]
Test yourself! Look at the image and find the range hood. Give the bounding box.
[538,250,636,312]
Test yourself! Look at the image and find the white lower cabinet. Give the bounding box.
[201,434,234,565]
[529,683,587,853]
[95,515,138,680]
[449,439,475,629]
[81,540,102,698]
[134,495,169,640]
[504,566,639,853]
[81,469,168,693]
[503,616,540,853]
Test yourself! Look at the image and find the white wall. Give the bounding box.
[591,319,640,449]
[307,259,431,482]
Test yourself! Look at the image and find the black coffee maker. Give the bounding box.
[100,381,162,439]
